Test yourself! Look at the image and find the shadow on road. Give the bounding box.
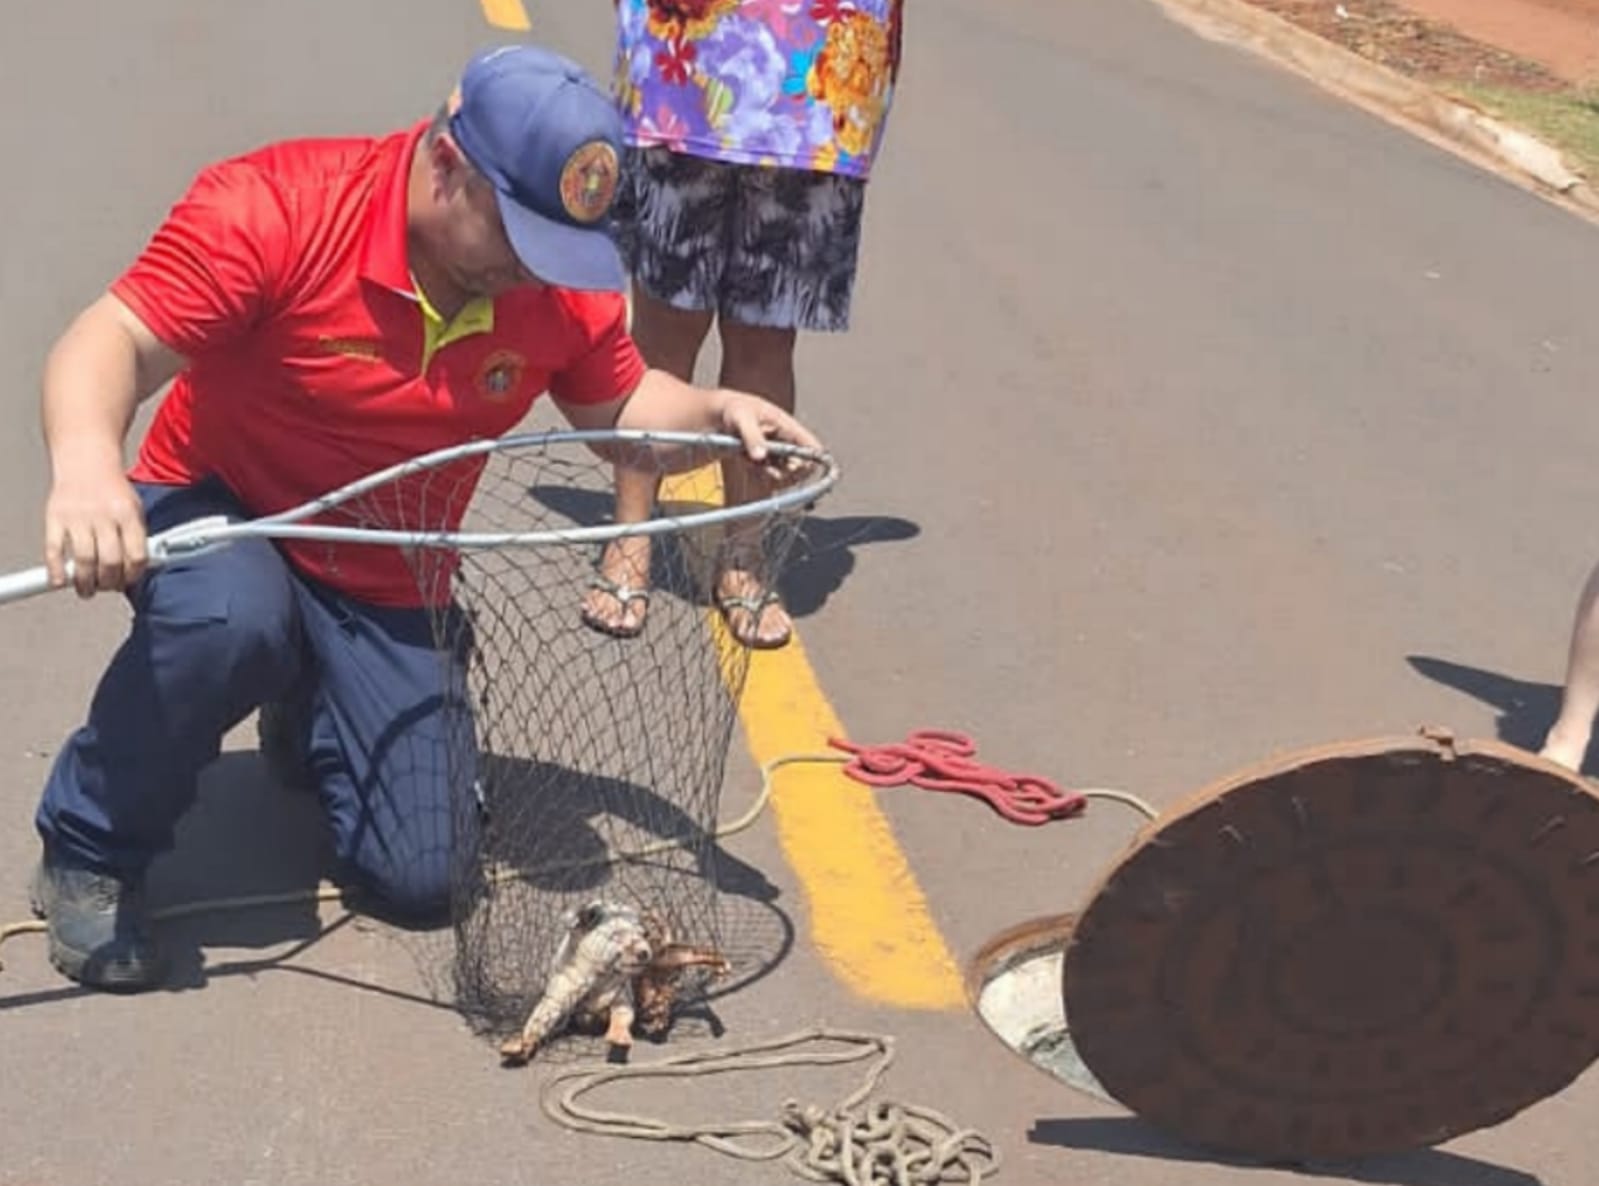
[1405,655,1573,767]
[0,749,345,1010]
[1,745,797,1020]
[1029,1116,1543,1185]
[527,482,922,620]
[780,512,922,618]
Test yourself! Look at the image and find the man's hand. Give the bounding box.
[44,452,148,598]
[38,294,181,598]
[715,390,824,485]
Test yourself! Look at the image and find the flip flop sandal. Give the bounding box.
[716,589,792,650]
[580,572,651,640]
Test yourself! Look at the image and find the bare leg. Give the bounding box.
[631,283,714,382]
[581,287,714,636]
[714,320,798,648]
[1542,560,1599,771]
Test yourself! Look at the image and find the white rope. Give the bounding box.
[538,1027,1000,1186]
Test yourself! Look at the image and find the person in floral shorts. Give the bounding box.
[580,0,904,647]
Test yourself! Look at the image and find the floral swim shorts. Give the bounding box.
[611,145,868,333]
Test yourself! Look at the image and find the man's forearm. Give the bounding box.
[37,294,184,592]
[614,367,729,436]
[41,298,157,477]
[564,361,818,477]
[606,367,739,474]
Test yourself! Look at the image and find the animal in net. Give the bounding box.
[335,429,809,1052]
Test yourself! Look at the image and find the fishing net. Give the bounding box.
[337,429,832,1049]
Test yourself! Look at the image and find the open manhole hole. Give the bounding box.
[970,729,1599,1166]
[967,911,1114,1106]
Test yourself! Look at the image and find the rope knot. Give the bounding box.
[780,1100,830,1134]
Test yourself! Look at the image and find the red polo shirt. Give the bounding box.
[114,119,646,607]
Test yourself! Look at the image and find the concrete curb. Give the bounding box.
[1151,0,1599,225]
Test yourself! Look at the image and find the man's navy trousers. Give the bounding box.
[35,478,477,916]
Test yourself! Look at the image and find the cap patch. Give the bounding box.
[559,140,620,224]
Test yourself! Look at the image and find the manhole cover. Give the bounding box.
[1062,728,1599,1163]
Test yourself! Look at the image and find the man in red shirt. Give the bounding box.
[30,43,823,991]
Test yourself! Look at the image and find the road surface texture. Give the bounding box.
[1,1,1597,1185]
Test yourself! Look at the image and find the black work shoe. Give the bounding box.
[29,851,167,992]
[258,699,315,793]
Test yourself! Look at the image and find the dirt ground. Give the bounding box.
[1243,0,1599,89]
[1403,0,1599,84]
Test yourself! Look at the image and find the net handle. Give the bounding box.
[0,429,838,607]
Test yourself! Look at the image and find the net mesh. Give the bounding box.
[329,431,814,1051]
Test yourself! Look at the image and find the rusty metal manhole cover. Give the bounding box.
[1062,728,1599,1164]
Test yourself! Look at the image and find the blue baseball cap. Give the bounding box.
[449,45,626,292]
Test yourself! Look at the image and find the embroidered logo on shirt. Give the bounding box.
[316,335,384,362]
[477,349,526,401]
[559,141,620,224]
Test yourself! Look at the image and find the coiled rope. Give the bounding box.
[538,1027,1000,1185]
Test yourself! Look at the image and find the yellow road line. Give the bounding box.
[730,635,967,1009]
[665,468,965,1009]
[480,0,531,31]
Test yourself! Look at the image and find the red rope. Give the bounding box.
[827,730,1086,826]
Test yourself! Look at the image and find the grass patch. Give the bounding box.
[1448,83,1599,180]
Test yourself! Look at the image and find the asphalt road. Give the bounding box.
[2,1,1598,1185]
